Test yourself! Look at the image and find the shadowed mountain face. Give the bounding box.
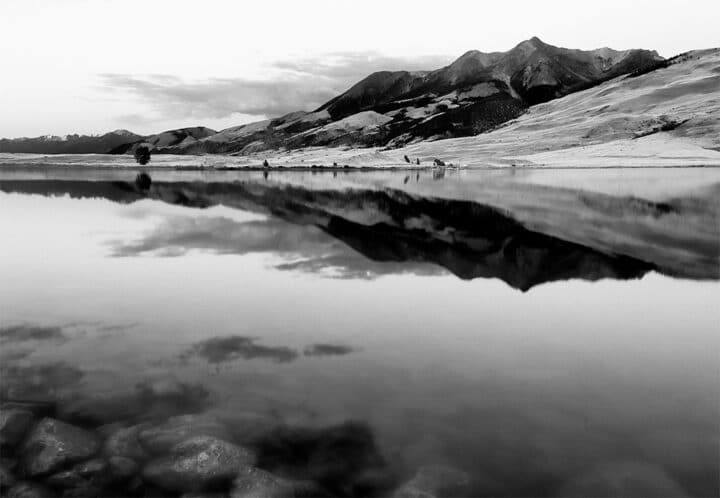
[0,178,679,290]
[320,37,662,118]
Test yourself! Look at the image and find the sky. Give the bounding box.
[0,0,718,138]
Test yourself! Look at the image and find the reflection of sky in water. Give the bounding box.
[105,200,448,279]
[0,191,718,496]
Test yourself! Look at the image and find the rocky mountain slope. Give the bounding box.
[155,37,662,155]
[398,48,720,167]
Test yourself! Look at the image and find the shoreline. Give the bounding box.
[3,133,720,170]
[1,162,719,171]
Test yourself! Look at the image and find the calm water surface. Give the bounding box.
[0,167,718,497]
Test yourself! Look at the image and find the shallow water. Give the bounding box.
[0,167,718,497]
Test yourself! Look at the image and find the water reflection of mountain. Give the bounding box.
[2,178,717,290]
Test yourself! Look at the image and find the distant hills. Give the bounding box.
[0,37,664,155]
[0,128,216,155]
[0,130,143,154]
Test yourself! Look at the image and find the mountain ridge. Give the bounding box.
[159,37,662,155]
[0,38,667,155]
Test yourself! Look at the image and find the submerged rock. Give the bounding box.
[59,379,209,425]
[45,469,86,489]
[255,421,385,494]
[180,494,228,498]
[139,414,231,454]
[73,458,108,478]
[1,461,17,488]
[393,465,470,498]
[230,467,307,498]
[0,409,35,448]
[558,461,688,497]
[142,436,256,492]
[6,482,55,498]
[220,412,280,445]
[230,467,295,498]
[21,418,100,477]
[107,456,139,480]
[0,401,56,419]
[46,458,110,490]
[103,424,149,461]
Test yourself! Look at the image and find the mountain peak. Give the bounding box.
[106,129,140,137]
[515,36,549,52]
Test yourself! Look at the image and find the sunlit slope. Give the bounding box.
[401,49,720,166]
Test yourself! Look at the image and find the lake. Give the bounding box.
[0,164,718,497]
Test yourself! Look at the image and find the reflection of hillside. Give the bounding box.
[3,178,714,290]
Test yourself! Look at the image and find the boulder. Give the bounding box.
[20,418,100,477]
[394,465,470,498]
[6,482,55,498]
[0,409,35,448]
[142,436,255,492]
[139,414,231,454]
[103,424,148,461]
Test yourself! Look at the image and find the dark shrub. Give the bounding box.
[133,145,151,165]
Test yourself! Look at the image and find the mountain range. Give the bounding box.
[0,37,665,155]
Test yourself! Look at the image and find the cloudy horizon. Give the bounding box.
[1,0,718,138]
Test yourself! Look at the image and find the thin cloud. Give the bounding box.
[96,51,453,124]
[272,51,453,80]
